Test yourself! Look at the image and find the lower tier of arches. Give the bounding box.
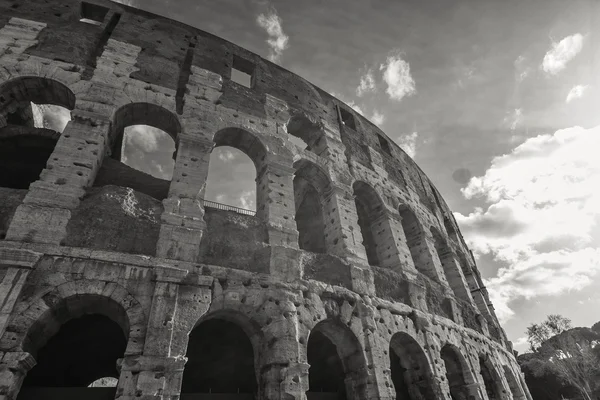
[0,246,530,400]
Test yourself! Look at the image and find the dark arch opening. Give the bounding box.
[503,365,523,399]
[182,318,257,395]
[479,357,501,400]
[441,345,470,400]
[0,77,74,191]
[399,205,437,280]
[21,314,126,388]
[307,320,367,400]
[293,160,330,253]
[94,103,180,201]
[389,333,437,400]
[352,181,384,266]
[307,330,346,399]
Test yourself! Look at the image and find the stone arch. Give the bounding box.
[431,227,472,303]
[3,280,146,357]
[110,102,182,160]
[352,180,385,266]
[213,127,268,173]
[479,355,504,400]
[293,159,332,253]
[440,344,472,400]
[0,76,76,122]
[399,204,438,280]
[0,77,76,190]
[503,365,526,400]
[182,309,263,396]
[307,318,368,400]
[286,111,325,154]
[389,332,438,400]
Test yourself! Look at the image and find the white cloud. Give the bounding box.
[456,124,600,321]
[371,110,385,126]
[123,125,161,153]
[503,108,523,131]
[256,8,289,63]
[542,33,584,75]
[566,84,589,103]
[239,190,256,210]
[514,55,531,82]
[379,50,416,101]
[397,131,418,158]
[356,69,376,97]
[218,149,236,162]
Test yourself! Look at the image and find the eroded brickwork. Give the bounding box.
[0,1,531,399]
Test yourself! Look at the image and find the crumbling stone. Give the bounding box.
[0,2,528,400]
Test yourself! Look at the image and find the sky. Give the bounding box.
[38,0,600,353]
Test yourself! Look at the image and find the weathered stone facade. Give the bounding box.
[0,1,532,399]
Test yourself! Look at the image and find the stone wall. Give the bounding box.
[0,2,530,400]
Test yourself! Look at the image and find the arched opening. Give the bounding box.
[182,318,257,397]
[293,160,330,253]
[431,227,471,302]
[503,365,524,400]
[17,314,126,400]
[399,205,437,280]
[307,320,367,400]
[205,146,257,212]
[0,77,75,190]
[389,333,437,400]
[88,377,118,387]
[203,128,268,215]
[440,345,470,400]
[479,356,502,400]
[286,113,326,155]
[94,102,180,201]
[352,181,384,266]
[0,77,75,240]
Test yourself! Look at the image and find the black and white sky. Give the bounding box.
[43,0,600,352]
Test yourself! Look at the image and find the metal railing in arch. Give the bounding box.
[201,199,256,217]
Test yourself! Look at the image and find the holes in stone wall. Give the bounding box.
[79,1,109,25]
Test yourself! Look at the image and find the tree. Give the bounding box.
[524,315,600,400]
[527,314,572,352]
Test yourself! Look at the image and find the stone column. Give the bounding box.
[259,296,309,400]
[438,251,476,306]
[0,352,35,400]
[5,109,110,244]
[116,355,186,400]
[322,184,368,262]
[156,134,213,262]
[116,268,197,400]
[0,249,41,340]
[371,210,418,276]
[255,162,299,248]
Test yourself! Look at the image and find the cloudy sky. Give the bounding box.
[41,0,600,352]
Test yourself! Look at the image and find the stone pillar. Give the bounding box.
[422,235,451,286]
[259,296,309,400]
[439,251,476,305]
[371,210,418,276]
[156,134,212,262]
[0,249,41,340]
[322,185,368,262]
[5,109,110,244]
[0,352,35,400]
[255,162,299,248]
[116,355,186,400]
[359,327,394,400]
[116,268,193,400]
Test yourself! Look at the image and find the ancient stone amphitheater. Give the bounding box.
[0,1,532,399]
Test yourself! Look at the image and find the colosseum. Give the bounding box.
[0,1,532,399]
